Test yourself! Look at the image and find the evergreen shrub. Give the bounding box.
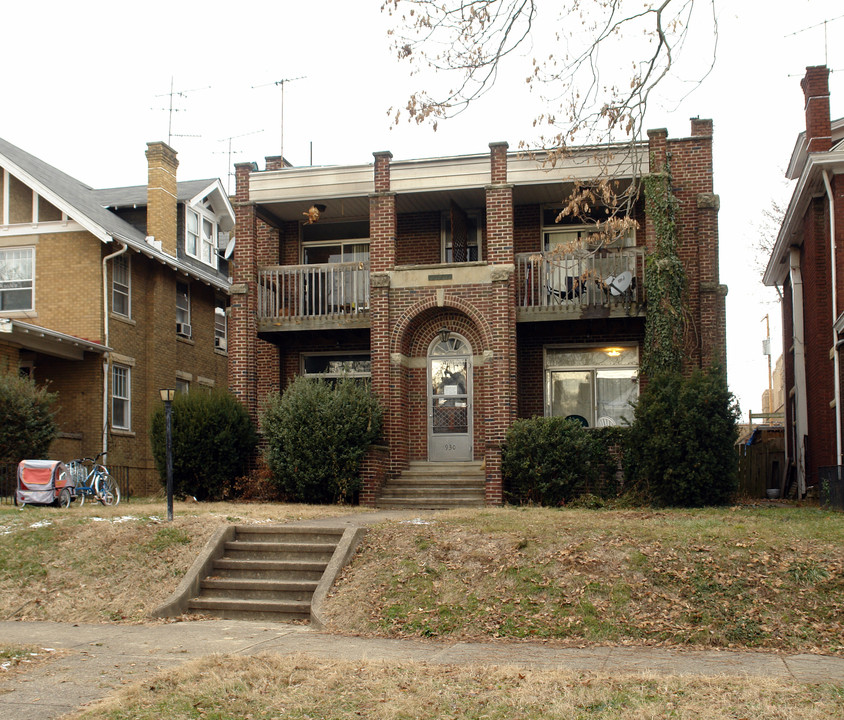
[0,373,58,463]
[502,417,619,505]
[624,367,739,506]
[260,376,383,504]
[150,389,257,501]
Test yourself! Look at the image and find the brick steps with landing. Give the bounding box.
[375,462,486,509]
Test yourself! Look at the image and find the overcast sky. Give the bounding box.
[3,0,843,418]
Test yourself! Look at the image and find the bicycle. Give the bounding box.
[66,452,121,507]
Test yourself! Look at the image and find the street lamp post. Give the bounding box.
[159,389,176,522]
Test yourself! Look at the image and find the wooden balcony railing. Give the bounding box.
[517,248,645,313]
[258,261,370,320]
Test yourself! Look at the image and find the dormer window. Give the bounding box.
[186,200,219,268]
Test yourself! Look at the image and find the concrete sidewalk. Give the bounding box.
[1,620,843,719]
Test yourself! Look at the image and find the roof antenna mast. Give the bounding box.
[252,76,306,164]
[153,77,211,145]
[217,129,264,194]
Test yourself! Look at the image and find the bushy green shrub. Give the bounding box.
[150,390,257,501]
[502,417,618,505]
[0,373,58,463]
[261,377,383,504]
[624,367,739,507]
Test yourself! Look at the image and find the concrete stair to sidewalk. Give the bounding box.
[375,461,486,509]
[186,525,344,622]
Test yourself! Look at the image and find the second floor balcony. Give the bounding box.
[256,247,645,331]
[517,247,645,320]
[257,261,370,331]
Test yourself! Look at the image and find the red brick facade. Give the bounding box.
[765,66,844,493]
[232,125,725,505]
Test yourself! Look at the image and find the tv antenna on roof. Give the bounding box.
[217,129,264,194]
[785,13,844,66]
[252,75,306,164]
[153,76,211,145]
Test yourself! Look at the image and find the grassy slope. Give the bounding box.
[1,501,842,656]
[320,506,844,655]
[0,500,361,623]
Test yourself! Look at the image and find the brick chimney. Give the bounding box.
[802,66,831,154]
[145,141,179,256]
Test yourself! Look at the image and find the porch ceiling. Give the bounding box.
[250,145,645,225]
[256,183,584,224]
[0,319,111,360]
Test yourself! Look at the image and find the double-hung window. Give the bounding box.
[176,282,191,337]
[0,247,34,311]
[111,364,131,430]
[442,207,481,263]
[112,254,130,317]
[214,297,227,351]
[185,202,218,268]
[545,346,639,427]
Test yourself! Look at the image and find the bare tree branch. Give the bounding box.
[383,0,718,247]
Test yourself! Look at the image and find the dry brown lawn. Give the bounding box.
[67,654,844,719]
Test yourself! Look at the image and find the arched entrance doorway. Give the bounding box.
[427,332,473,461]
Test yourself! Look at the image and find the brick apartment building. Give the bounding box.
[230,119,726,506]
[0,139,233,493]
[764,65,844,496]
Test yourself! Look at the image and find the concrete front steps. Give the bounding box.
[376,461,486,509]
[182,526,344,622]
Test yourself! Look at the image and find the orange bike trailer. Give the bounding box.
[16,459,74,506]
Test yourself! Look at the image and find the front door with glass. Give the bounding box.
[428,334,473,461]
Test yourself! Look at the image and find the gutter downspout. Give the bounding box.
[822,169,841,465]
[789,246,808,498]
[102,242,128,456]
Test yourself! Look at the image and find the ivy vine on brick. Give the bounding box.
[641,159,686,377]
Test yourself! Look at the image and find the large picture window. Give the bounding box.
[0,247,34,311]
[545,346,638,427]
[111,364,131,430]
[302,353,371,382]
[112,254,130,317]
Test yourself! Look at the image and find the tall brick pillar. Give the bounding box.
[645,128,668,254]
[364,151,398,505]
[145,142,179,256]
[484,142,516,504]
[689,118,726,369]
[229,162,260,422]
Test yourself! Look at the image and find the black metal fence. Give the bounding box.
[0,462,131,505]
[818,466,844,511]
[0,463,15,505]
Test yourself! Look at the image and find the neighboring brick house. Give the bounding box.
[231,119,725,505]
[0,139,233,493]
[764,66,844,496]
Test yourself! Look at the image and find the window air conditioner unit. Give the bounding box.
[176,322,192,337]
[214,337,227,350]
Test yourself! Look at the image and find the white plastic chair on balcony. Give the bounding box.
[597,416,617,427]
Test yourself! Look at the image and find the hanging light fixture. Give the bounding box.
[439,327,451,345]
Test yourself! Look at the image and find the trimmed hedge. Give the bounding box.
[261,377,383,504]
[149,389,257,501]
[502,417,621,505]
[624,367,739,506]
[0,373,58,463]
